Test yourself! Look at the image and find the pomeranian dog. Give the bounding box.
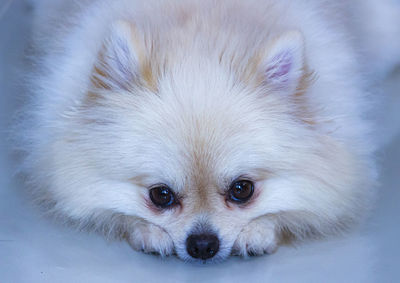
[17,0,400,262]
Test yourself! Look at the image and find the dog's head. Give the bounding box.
[38,21,368,262]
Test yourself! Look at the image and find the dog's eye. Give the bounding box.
[149,186,176,208]
[228,180,254,203]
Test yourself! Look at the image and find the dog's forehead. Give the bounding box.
[155,109,236,196]
[181,122,227,192]
[133,65,277,193]
[150,97,265,186]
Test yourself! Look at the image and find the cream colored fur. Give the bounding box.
[16,0,400,262]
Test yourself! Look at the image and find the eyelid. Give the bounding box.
[225,175,254,191]
[232,175,253,182]
[148,183,170,190]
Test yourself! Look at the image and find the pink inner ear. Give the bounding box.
[265,51,293,84]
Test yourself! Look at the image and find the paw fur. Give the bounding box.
[233,219,278,257]
[126,223,174,256]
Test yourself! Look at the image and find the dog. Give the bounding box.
[16,0,400,262]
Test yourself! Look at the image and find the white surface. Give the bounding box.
[1,1,399,282]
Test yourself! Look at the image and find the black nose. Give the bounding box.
[186,233,219,260]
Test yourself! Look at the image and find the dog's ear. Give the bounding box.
[260,31,305,93]
[92,21,143,91]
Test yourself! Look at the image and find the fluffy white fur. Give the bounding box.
[16,0,400,262]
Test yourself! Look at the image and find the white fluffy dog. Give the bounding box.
[17,0,400,262]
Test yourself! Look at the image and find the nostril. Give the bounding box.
[186,234,220,260]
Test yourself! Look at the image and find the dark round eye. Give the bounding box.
[228,180,254,203]
[149,186,176,208]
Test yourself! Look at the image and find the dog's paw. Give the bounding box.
[126,222,174,256]
[232,218,278,257]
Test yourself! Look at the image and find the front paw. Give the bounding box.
[126,222,174,256]
[232,218,278,257]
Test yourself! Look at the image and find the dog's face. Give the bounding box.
[53,21,362,262]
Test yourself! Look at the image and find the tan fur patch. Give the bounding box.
[90,49,111,91]
[88,22,159,97]
[129,25,159,92]
[294,65,317,126]
[242,51,265,86]
[141,59,158,92]
[188,140,216,211]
